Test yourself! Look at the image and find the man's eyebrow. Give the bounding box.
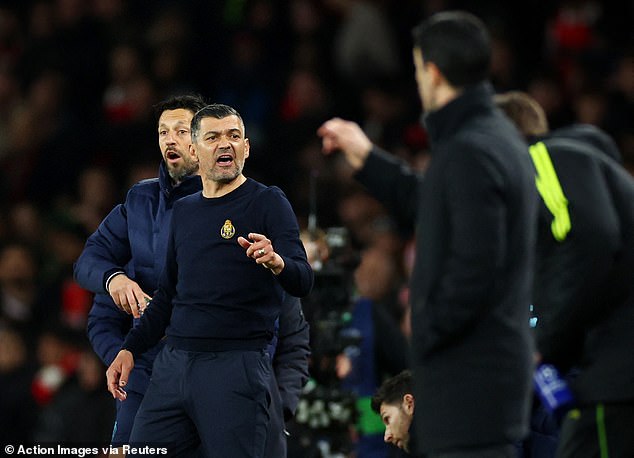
[159,120,190,128]
[204,128,242,135]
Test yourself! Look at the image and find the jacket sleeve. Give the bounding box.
[273,294,311,421]
[354,146,419,233]
[86,295,133,366]
[74,202,131,294]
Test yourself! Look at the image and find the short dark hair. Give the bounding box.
[493,91,549,138]
[153,94,207,121]
[191,104,245,142]
[412,11,491,87]
[371,370,413,414]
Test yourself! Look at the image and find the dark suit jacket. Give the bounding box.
[356,82,538,453]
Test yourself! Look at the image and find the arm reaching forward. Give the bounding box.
[317,118,373,170]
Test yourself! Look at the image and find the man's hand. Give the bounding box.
[237,233,285,275]
[106,349,134,401]
[108,274,151,318]
[317,118,373,170]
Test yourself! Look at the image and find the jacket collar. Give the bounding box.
[423,81,495,147]
[158,161,202,199]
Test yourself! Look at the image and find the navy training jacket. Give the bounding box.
[75,163,202,393]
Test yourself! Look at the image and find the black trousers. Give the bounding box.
[556,402,634,458]
[129,345,272,457]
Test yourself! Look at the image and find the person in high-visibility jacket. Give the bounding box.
[496,91,634,458]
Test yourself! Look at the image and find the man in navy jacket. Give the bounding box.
[75,95,310,457]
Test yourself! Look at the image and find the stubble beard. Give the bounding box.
[206,161,243,184]
[168,160,199,183]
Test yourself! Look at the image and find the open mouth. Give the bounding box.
[166,151,181,162]
[216,154,234,166]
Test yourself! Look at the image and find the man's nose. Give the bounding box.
[218,136,231,148]
[384,428,392,443]
[165,131,177,143]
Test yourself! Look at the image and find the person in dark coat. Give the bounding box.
[318,11,537,458]
[75,96,311,457]
[495,90,634,458]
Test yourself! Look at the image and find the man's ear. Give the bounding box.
[427,62,444,87]
[188,143,198,161]
[244,138,250,159]
[403,393,415,415]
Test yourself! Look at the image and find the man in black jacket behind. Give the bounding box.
[318,11,537,458]
[496,91,634,458]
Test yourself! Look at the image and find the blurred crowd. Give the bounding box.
[0,0,631,454]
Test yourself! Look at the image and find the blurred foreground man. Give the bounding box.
[319,11,537,458]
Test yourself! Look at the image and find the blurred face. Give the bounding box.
[158,108,199,183]
[0,245,36,294]
[380,395,414,452]
[354,247,395,301]
[193,115,250,184]
[0,329,27,371]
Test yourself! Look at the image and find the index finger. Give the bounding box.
[123,289,143,318]
[133,290,151,312]
[318,117,343,133]
[248,233,267,243]
[321,135,338,154]
[128,300,141,319]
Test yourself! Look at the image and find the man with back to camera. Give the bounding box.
[106,103,313,457]
[74,95,311,457]
[495,91,634,458]
[318,11,537,458]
